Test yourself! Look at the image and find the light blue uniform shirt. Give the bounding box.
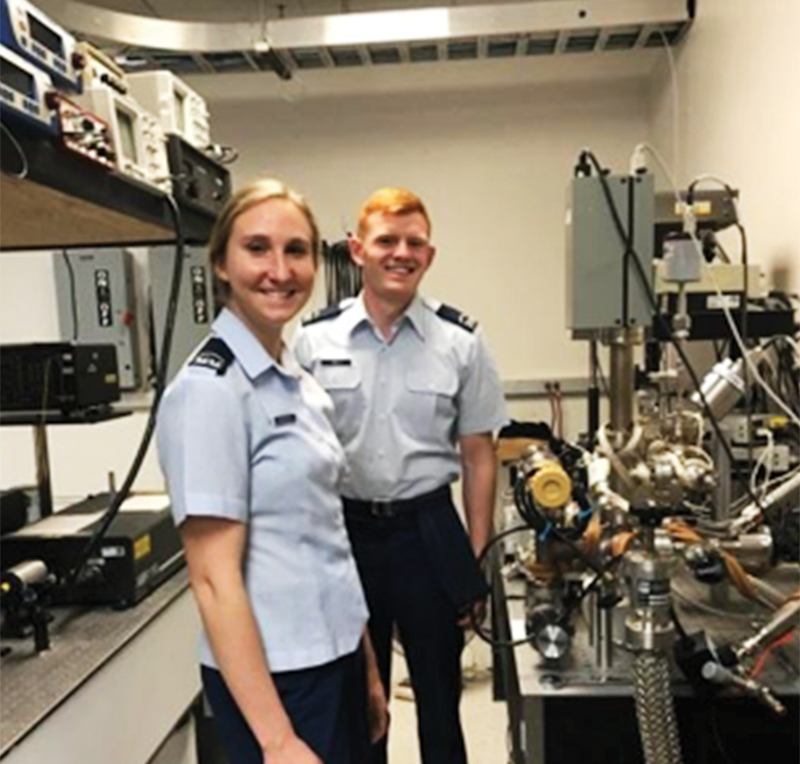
[157,308,368,673]
[292,294,507,500]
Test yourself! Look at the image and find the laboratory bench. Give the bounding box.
[0,568,202,764]
[493,564,800,764]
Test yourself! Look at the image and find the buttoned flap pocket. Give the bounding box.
[405,367,458,396]
[315,360,361,391]
[402,362,458,437]
[314,360,363,442]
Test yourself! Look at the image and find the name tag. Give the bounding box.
[274,413,296,426]
[320,358,351,367]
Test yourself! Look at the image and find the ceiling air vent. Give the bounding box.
[59,0,694,78]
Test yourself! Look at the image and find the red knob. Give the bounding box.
[44,90,60,110]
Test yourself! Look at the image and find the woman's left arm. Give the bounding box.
[362,629,389,743]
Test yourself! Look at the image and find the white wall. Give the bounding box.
[13,0,797,499]
[210,75,651,383]
[648,0,800,295]
[206,71,651,443]
[1,65,649,497]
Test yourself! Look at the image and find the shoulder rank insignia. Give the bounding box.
[301,301,345,327]
[436,303,478,333]
[190,337,234,375]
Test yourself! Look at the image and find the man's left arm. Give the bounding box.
[459,432,497,559]
[456,328,507,559]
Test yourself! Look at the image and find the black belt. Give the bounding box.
[342,485,451,519]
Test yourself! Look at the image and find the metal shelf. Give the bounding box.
[0,408,131,426]
[0,127,216,251]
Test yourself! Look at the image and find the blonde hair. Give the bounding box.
[209,178,320,302]
[357,187,431,239]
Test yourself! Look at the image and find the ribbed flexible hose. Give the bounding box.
[633,653,683,764]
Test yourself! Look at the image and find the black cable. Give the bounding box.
[65,195,186,588]
[559,552,625,623]
[591,340,611,399]
[468,525,543,649]
[734,221,754,472]
[774,336,800,413]
[670,604,690,642]
[0,120,29,179]
[513,476,541,531]
[706,231,731,264]
[582,150,766,515]
[60,251,79,341]
[469,503,623,648]
[322,238,362,305]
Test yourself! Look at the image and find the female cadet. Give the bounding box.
[156,179,387,764]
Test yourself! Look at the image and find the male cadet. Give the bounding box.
[293,188,506,764]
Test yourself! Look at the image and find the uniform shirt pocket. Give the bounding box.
[402,362,459,440]
[314,361,363,443]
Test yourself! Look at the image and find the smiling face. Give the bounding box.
[350,210,436,310]
[216,197,316,352]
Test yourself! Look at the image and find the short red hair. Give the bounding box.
[357,188,431,238]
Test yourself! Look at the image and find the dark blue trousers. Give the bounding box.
[201,645,368,764]
[345,502,469,764]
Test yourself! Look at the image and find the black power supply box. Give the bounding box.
[0,343,120,413]
[166,134,231,216]
[1,493,184,609]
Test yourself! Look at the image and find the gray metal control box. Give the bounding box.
[565,173,654,333]
[54,248,143,389]
[149,245,215,386]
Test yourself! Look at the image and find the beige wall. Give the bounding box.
[7,0,798,497]
[648,0,800,294]
[210,77,651,382]
[1,72,647,495]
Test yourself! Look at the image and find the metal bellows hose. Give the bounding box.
[633,652,683,764]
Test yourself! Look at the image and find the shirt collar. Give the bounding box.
[404,294,426,339]
[212,308,299,380]
[348,292,426,342]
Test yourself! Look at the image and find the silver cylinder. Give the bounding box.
[731,469,800,533]
[715,531,773,575]
[3,560,48,588]
[609,337,636,436]
[624,550,676,653]
[597,602,613,672]
[691,346,765,420]
[738,598,800,660]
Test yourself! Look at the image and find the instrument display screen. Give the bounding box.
[174,89,185,133]
[116,107,138,163]
[28,13,64,57]
[1,57,36,98]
